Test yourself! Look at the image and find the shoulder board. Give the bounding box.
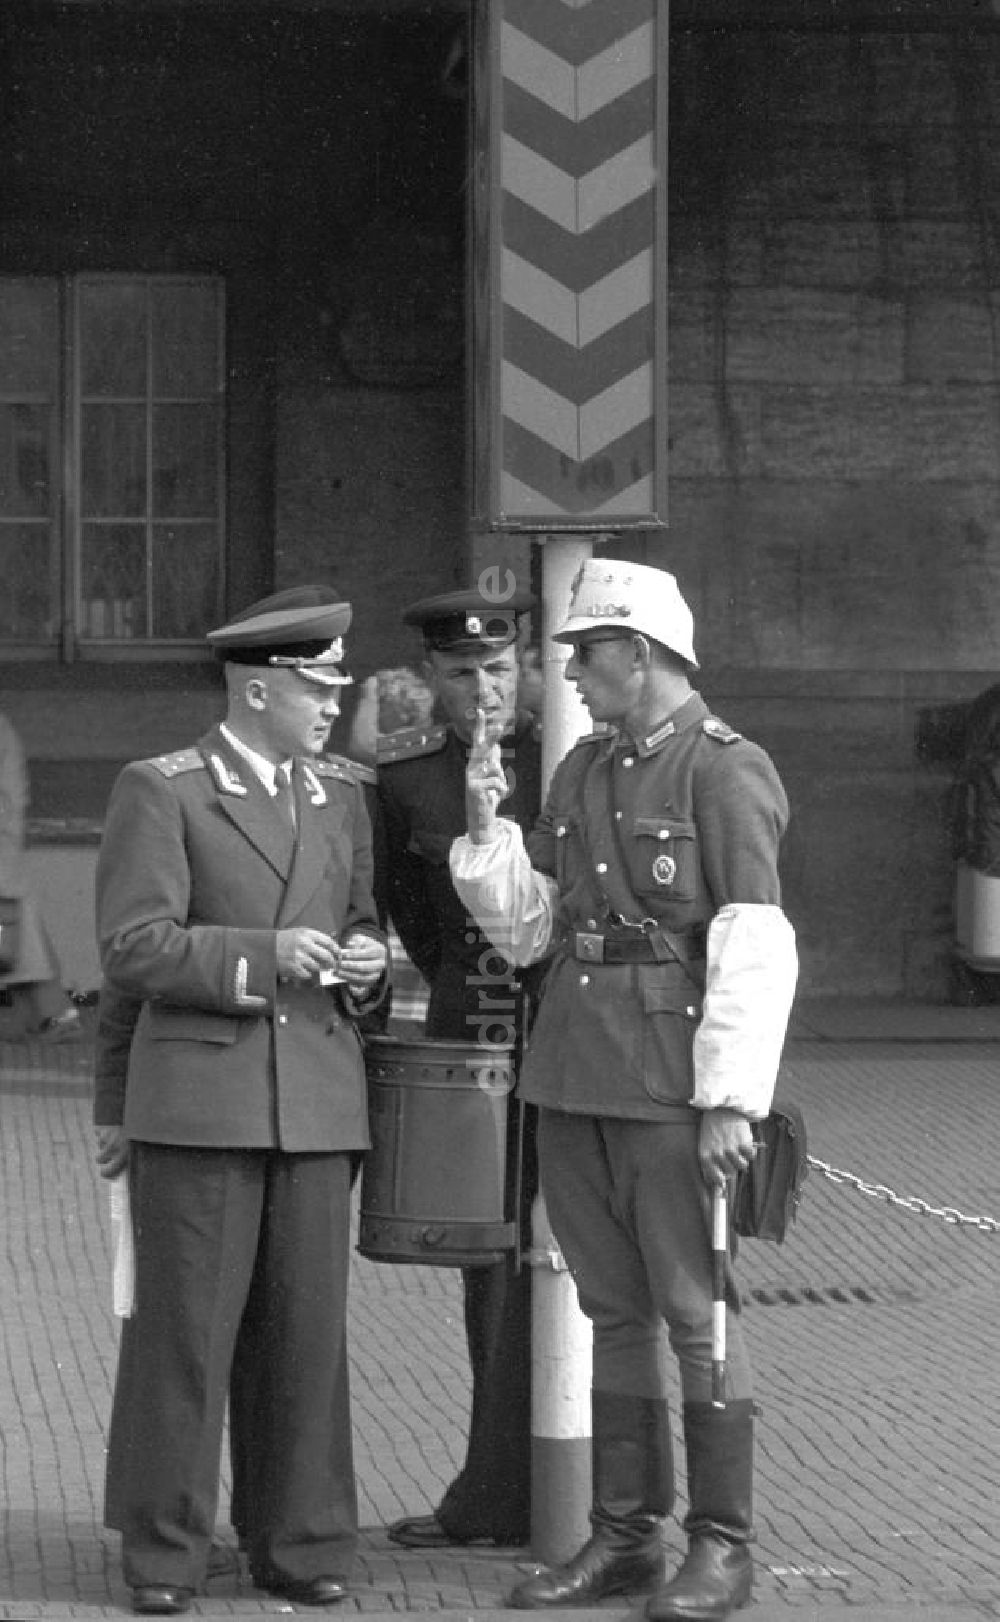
[376,724,448,766]
[146,748,206,778]
[702,717,743,745]
[314,755,376,786]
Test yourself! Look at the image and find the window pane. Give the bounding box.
[79,281,146,397]
[0,524,58,639]
[152,525,221,638]
[152,283,219,396]
[0,405,50,517]
[80,523,147,639]
[81,404,146,516]
[154,405,218,518]
[0,280,58,395]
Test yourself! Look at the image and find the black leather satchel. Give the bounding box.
[731,1099,808,1243]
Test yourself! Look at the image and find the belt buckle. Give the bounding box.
[574,931,605,963]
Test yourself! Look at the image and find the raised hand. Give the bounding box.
[465,705,509,845]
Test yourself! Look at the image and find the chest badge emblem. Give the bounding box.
[652,853,677,886]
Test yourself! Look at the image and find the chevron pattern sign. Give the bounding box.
[470,0,668,531]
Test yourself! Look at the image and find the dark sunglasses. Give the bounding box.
[572,635,630,666]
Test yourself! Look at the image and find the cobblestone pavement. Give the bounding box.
[1,1009,999,1619]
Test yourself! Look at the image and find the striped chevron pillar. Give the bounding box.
[469,0,669,1568]
[470,0,668,529]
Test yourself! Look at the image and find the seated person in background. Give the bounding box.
[0,709,83,1042]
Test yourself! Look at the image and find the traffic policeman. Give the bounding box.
[450,560,798,1620]
[375,585,543,1549]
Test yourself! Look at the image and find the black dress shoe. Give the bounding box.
[388,1512,528,1550]
[130,1587,194,1616]
[388,1513,466,1549]
[257,1574,349,1606]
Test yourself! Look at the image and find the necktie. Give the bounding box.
[277,762,297,831]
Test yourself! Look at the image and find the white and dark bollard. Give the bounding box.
[527,1191,593,1566]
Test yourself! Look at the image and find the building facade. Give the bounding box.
[1,0,997,998]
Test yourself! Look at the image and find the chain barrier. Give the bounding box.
[806,1155,1000,1234]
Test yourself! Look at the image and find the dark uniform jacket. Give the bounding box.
[376,713,544,1040]
[95,725,385,1151]
[520,692,788,1118]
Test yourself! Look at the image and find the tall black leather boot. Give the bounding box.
[508,1392,673,1609]
[646,1400,754,1622]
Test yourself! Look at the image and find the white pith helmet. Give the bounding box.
[552,559,699,669]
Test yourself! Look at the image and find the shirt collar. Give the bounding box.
[218,723,292,796]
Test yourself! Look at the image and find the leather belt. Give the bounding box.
[565,929,705,965]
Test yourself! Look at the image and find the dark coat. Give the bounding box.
[375,713,544,1040]
[95,725,385,1151]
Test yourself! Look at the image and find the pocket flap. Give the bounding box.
[643,979,701,1019]
[634,815,695,842]
[146,1006,242,1044]
[406,829,451,865]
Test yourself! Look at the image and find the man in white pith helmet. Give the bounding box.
[451,559,798,1622]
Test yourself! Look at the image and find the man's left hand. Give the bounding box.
[698,1107,756,1189]
[337,931,387,992]
[96,1124,129,1180]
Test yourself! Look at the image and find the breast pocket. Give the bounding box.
[629,816,697,903]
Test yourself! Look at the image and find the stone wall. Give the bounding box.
[473,20,1000,998]
[5,7,1000,998]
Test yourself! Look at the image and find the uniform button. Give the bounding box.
[615,810,623,820]
[658,829,670,840]
[686,1006,697,1018]
[278,1013,289,1026]
[596,861,608,874]
[580,974,590,987]
[586,918,598,930]
[622,756,634,768]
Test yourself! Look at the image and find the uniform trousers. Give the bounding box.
[434,1090,535,1543]
[537,1109,751,1406]
[106,1142,357,1591]
[423,978,535,1544]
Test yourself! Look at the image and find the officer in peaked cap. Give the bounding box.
[374,581,543,1551]
[402,583,535,654]
[94,584,387,1613]
[206,583,355,684]
[451,558,798,1619]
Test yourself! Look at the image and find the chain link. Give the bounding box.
[806,1155,1000,1233]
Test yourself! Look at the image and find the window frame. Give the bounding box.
[0,271,226,663]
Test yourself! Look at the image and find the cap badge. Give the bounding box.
[587,602,632,618]
[652,853,676,887]
[465,613,482,635]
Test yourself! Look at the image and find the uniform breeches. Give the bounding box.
[107,1143,357,1590]
[537,1110,751,1405]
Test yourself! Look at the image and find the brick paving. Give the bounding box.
[1,1011,999,1619]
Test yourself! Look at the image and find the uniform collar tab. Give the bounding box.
[636,692,707,756]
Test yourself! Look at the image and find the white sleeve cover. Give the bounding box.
[449,820,558,967]
[691,903,798,1117]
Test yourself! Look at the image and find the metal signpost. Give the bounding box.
[469,0,669,1564]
